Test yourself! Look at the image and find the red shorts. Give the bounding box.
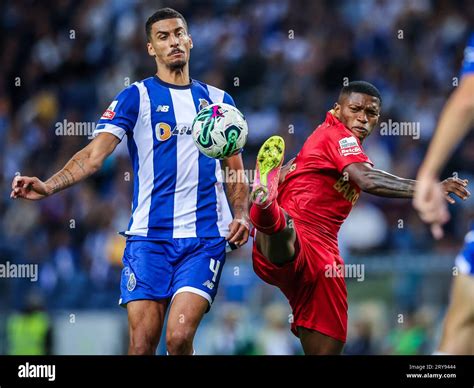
[252,228,348,343]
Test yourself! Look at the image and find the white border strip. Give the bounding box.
[93,123,126,140]
[171,286,213,306]
[169,88,199,237]
[128,81,154,236]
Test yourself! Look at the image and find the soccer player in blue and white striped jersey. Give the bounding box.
[11,8,249,355]
[414,32,474,354]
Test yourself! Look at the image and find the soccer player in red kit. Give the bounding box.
[250,81,470,355]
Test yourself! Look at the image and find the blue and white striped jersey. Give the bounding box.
[93,76,235,239]
[457,33,474,276]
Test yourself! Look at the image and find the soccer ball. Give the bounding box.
[191,103,248,159]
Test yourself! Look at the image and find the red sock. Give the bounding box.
[250,201,287,235]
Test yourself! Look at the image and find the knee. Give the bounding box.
[129,330,159,355]
[166,327,195,355]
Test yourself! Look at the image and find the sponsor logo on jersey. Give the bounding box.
[101,100,118,120]
[339,136,362,156]
[340,146,362,156]
[333,175,360,205]
[155,122,193,141]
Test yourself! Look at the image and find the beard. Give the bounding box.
[167,59,187,71]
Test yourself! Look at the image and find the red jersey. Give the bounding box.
[277,112,372,253]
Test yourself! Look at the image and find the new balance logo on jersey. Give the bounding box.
[156,105,170,112]
[202,280,215,290]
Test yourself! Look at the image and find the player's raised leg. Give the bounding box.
[127,300,168,355]
[166,292,208,355]
[250,136,297,265]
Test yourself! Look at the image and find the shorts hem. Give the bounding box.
[118,294,172,308]
[171,286,213,306]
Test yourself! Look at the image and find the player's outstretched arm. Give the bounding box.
[10,133,120,200]
[413,75,474,237]
[344,162,470,201]
[417,75,474,180]
[222,153,250,247]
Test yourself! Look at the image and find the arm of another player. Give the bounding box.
[343,162,470,201]
[10,133,120,200]
[413,74,474,237]
[222,153,250,246]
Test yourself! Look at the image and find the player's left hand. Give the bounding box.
[440,177,470,204]
[226,216,250,246]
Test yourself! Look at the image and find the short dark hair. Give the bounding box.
[145,8,188,41]
[339,81,382,105]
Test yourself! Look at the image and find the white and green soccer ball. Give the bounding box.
[191,103,248,159]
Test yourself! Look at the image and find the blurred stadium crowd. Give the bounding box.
[0,0,473,354]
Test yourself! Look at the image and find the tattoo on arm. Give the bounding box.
[45,153,95,195]
[228,186,247,213]
[226,172,249,217]
[49,169,75,194]
[363,169,416,198]
[71,158,87,175]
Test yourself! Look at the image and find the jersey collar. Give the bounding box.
[153,75,194,89]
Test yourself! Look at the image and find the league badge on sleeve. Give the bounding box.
[101,100,118,120]
[338,136,362,156]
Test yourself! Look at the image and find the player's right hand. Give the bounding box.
[413,174,450,239]
[10,175,49,200]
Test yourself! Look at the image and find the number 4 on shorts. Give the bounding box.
[209,259,221,282]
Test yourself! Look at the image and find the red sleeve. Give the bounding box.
[321,129,373,173]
